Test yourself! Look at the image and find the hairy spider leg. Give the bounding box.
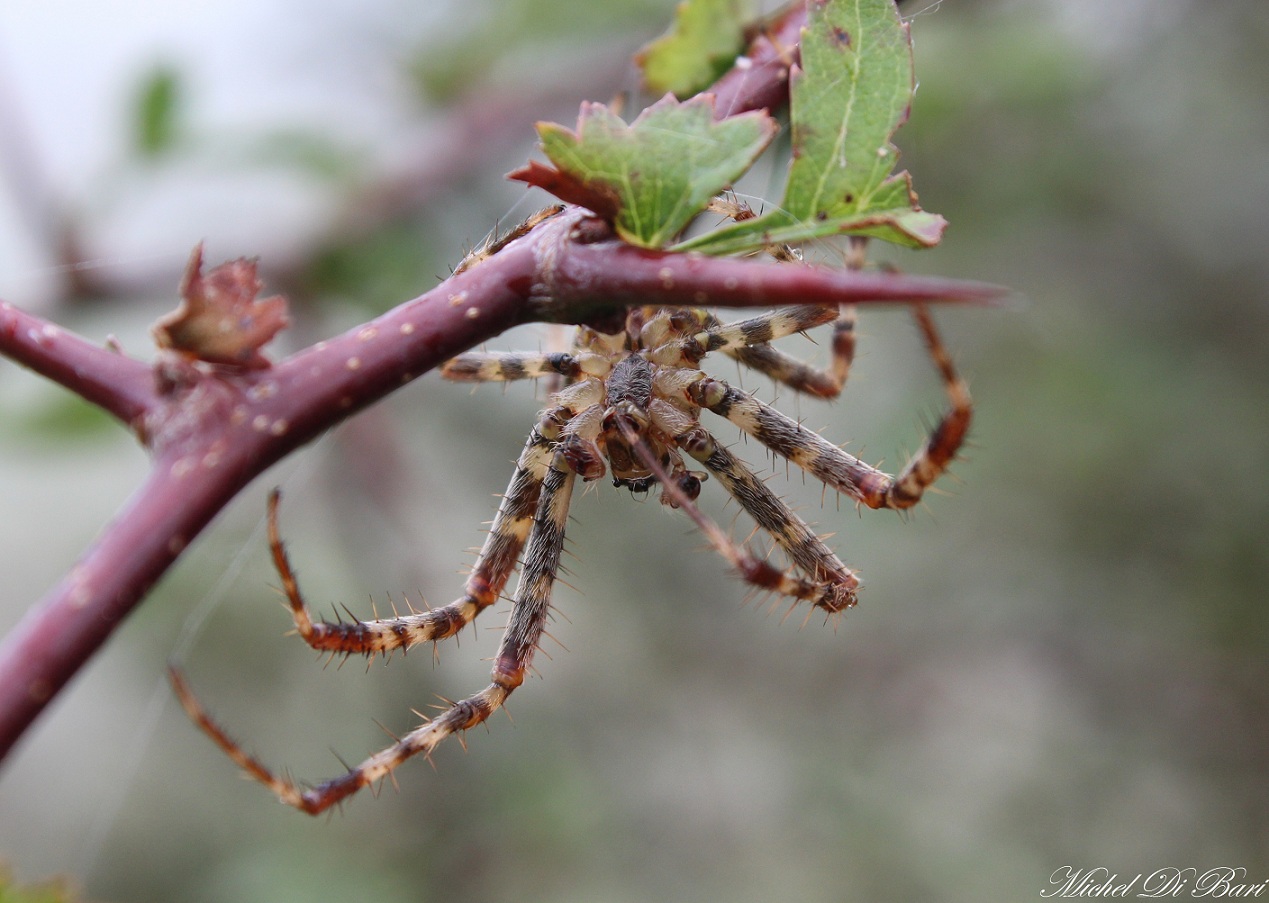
[886,304,972,508]
[171,451,578,815]
[441,350,607,383]
[538,322,583,397]
[689,379,885,508]
[615,418,856,614]
[452,204,565,276]
[676,426,860,613]
[717,304,857,399]
[691,305,970,510]
[267,420,558,659]
[444,303,850,396]
[671,304,837,361]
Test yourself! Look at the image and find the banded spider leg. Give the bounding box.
[615,416,861,615]
[692,304,971,512]
[720,304,858,399]
[274,423,557,659]
[629,303,968,616]
[702,198,861,400]
[171,409,583,814]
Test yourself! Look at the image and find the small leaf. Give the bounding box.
[637,0,757,98]
[784,0,912,220]
[134,65,183,158]
[152,245,289,369]
[679,0,944,254]
[510,94,776,248]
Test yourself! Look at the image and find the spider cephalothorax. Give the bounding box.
[172,291,970,814]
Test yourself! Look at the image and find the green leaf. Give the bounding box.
[637,0,757,98]
[511,94,776,248]
[133,65,183,158]
[784,0,913,220]
[679,0,944,254]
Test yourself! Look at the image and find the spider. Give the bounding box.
[172,256,971,815]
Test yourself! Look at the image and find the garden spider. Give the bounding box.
[172,273,971,815]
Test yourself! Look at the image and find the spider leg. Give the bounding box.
[441,350,605,382]
[272,409,567,658]
[170,452,577,815]
[617,418,857,613]
[725,304,857,399]
[676,304,839,361]
[675,425,860,613]
[665,304,854,399]
[539,323,581,397]
[690,305,970,511]
[704,233,866,398]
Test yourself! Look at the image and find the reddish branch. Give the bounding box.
[0,1,996,764]
[712,5,807,117]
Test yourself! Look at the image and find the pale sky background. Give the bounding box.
[1,0,450,307]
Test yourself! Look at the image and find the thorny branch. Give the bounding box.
[0,1,998,764]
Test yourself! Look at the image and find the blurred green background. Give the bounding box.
[1,1,1266,901]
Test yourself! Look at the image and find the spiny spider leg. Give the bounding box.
[445,303,849,395]
[170,451,578,815]
[721,304,857,399]
[673,425,860,613]
[687,190,856,396]
[616,419,848,611]
[272,418,559,659]
[691,305,970,511]
[674,304,838,360]
[689,380,882,508]
[888,304,972,507]
[441,350,604,383]
[452,204,566,276]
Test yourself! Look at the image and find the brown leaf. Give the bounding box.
[153,244,289,369]
[506,159,621,223]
